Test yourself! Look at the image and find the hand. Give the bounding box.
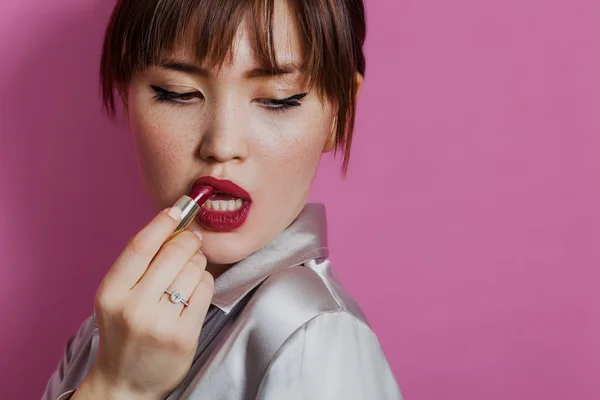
[76,207,214,400]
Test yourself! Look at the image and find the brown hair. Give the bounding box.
[100,0,366,173]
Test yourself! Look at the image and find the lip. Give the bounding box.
[192,176,251,201]
[192,176,252,232]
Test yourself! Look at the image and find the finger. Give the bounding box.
[136,229,202,296]
[181,269,214,330]
[103,207,183,292]
[159,252,207,313]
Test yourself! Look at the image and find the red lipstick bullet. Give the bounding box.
[166,185,214,241]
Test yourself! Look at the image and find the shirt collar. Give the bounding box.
[210,203,329,314]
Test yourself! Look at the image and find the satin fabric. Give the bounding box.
[43,204,402,400]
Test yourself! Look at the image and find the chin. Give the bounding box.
[189,206,271,265]
[191,204,302,267]
[200,231,258,266]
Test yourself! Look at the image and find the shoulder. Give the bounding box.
[247,258,371,338]
[248,261,404,398]
[249,268,403,399]
[240,258,380,370]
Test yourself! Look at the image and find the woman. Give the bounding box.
[42,0,402,399]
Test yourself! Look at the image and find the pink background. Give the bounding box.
[1,0,599,399]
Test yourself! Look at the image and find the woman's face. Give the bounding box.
[125,0,335,275]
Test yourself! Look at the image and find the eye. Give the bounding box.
[258,93,307,113]
[150,85,203,105]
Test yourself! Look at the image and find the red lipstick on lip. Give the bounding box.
[192,176,252,232]
[193,176,251,201]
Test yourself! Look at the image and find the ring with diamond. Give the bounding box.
[164,289,189,307]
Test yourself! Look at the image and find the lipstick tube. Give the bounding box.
[166,185,213,241]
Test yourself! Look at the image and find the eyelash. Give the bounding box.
[150,85,306,113]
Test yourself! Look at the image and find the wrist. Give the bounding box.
[72,366,163,400]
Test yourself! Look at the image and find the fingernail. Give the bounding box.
[193,230,203,241]
[168,206,183,221]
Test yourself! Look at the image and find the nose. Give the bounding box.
[198,98,249,164]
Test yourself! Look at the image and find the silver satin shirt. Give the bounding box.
[42,204,403,400]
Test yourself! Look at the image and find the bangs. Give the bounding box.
[100,0,366,173]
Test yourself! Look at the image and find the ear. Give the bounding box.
[355,71,364,97]
[322,72,364,153]
[323,115,337,153]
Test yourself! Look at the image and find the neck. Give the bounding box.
[206,262,232,280]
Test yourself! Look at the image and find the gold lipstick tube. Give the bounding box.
[166,195,201,241]
[165,185,213,241]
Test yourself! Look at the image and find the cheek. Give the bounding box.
[130,100,193,164]
[264,101,331,150]
[254,108,332,187]
[129,95,163,153]
[127,98,198,201]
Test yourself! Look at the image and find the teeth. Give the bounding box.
[202,198,244,211]
[227,200,236,211]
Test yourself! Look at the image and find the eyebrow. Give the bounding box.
[158,59,301,79]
